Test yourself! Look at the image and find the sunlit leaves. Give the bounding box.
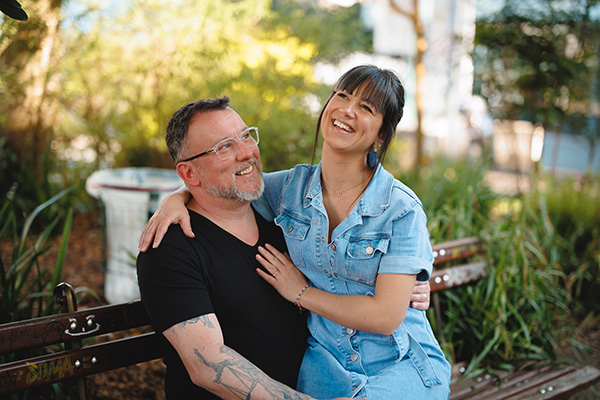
[55,0,342,169]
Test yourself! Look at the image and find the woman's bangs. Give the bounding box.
[335,74,390,115]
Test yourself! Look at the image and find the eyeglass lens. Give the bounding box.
[214,127,259,160]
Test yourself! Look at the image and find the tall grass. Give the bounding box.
[391,157,598,374]
[0,188,74,324]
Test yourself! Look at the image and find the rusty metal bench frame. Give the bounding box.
[0,283,162,399]
[1,237,599,399]
[431,237,600,399]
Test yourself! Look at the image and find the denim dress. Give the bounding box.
[254,163,451,399]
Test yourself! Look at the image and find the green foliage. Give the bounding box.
[52,0,370,174]
[0,135,95,233]
[269,0,372,62]
[473,0,600,150]
[524,172,600,316]
[0,188,74,324]
[396,157,598,373]
[394,157,498,241]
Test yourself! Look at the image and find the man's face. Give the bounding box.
[185,108,263,201]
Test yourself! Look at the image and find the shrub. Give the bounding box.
[389,157,597,374]
[0,189,74,325]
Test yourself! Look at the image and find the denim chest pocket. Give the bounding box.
[343,236,390,285]
[274,211,310,267]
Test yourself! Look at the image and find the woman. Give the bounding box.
[140,65,451,399]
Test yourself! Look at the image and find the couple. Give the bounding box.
[137,65,451,399]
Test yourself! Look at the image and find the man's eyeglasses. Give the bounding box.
[178,127,259,163]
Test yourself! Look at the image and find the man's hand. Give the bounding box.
[410,280,430,310]
[138,189,192,252]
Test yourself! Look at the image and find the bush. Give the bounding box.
[389,157,597,374]
[0,189,74,325]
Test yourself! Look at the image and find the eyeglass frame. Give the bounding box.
[177,126,259,163]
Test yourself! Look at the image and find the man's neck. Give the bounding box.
[187,193,259,246]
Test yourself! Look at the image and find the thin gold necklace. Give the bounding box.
[322,172,372,197]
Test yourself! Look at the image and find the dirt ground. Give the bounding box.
[4,212,599,399]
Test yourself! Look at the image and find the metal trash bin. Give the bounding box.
[86,168,183,304]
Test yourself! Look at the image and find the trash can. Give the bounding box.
[86,168,183,304]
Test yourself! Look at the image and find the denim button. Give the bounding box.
[346,328,354,335]
[365,246,374,255]
[349,354,358,362]
[331,244,336,251]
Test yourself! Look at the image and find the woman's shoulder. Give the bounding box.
[264,164,313,182]
[374,166,422,206]
[391,178,422,206]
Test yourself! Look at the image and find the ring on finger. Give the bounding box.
[272,271,279,278]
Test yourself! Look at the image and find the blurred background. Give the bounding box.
[1,0,600,398]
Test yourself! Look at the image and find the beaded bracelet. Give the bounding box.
[294,284,311,312]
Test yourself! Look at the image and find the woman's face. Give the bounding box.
[320,86,384,158]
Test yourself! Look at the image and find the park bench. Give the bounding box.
[0,237,599,399]
[430,237,600,399]
[0,283,162,399]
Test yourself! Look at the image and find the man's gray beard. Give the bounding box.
[204,176,265,202]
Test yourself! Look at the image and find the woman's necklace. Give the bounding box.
[322,172,372,197]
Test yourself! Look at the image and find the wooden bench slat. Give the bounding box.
[450,364,600,400]
[431,261,488,292]
[508,365,600,400]
[474,366,577,400]
[450,370,513,399]
[433,236,485,265]
[0,332,161,394]
[0,301,151,354]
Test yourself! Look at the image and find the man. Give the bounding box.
[137,96,430,399]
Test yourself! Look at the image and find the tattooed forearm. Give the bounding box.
[193,345,311,400]
[178,315,215,329]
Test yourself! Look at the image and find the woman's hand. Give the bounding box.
[410,280,431,310]
[255,243,308,304]
[138,190,193,252]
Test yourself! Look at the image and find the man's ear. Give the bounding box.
[176,162,201,187]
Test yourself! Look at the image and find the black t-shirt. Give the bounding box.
[137,207,308,399]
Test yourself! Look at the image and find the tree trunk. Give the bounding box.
[551,120,563,176]
[413,0,426,167]
[1,0,63,183]
[586,116,600,181]
[389,0,426,168]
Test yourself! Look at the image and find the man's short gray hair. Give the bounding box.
[166,96,230,163]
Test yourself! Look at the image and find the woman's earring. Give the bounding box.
[368,148,378,168]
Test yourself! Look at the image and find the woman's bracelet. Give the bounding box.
[294,284,311,312]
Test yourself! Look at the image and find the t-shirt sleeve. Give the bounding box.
[378,204,433,282]
[137,226,213,333]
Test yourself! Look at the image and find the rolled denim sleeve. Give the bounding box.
[378,204,433,281]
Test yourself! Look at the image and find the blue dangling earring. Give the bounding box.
[368,146,379,168]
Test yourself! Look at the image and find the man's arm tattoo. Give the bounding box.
[178,315,215,329]
[194,345,311,400]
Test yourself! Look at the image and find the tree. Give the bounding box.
[473,0,600,175]
[388,0,427,168]
[2,0,373,199]
[54,0,372,172]
[0,0,63,185]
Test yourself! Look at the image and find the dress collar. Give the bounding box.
[305,162,393,216]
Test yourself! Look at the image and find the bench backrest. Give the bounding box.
[429,237,487,347]
[431,236,487,292]
[0,283,162,396]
